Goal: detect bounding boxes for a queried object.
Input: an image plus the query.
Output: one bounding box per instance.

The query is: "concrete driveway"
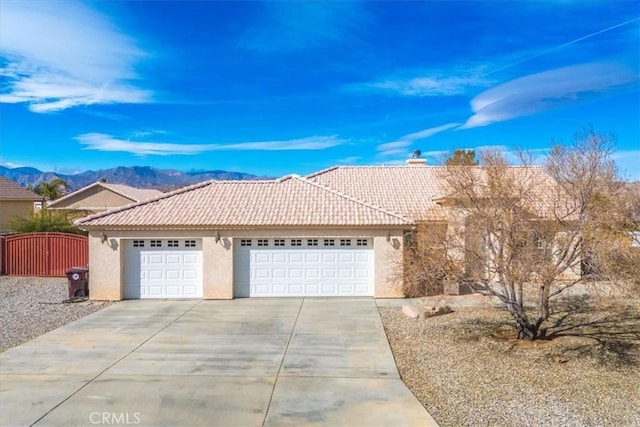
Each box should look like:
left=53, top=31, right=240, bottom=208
left=1, top=298, right=437, bottom=426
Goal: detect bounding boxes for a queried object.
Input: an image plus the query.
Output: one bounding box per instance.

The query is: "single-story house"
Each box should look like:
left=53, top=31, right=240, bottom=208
left=48, top=181, right=164, bottom=214
left=0, top=176, right=42, bottom=233
left=76, top=159, right=558, bottom=300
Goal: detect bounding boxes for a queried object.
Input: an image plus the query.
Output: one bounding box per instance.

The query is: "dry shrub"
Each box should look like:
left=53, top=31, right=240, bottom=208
left=402, top=223, right=461, bottom=297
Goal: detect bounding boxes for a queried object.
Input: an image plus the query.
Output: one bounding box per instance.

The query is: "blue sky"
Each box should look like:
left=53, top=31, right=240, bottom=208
left=1, top=0, right=639, bottom=179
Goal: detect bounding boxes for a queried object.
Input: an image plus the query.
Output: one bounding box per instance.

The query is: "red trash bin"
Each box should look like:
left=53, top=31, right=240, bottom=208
left=66, top=267, right=89, bottom=298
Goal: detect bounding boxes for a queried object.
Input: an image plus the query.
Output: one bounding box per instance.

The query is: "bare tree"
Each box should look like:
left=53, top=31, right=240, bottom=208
left=420, top=128, right=639, bottom=340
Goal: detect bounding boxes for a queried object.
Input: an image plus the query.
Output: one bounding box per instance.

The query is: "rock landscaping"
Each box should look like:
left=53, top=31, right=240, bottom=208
left=380, top=295, right=640, bottom=427
left=0, top=276, right=114, bottom=352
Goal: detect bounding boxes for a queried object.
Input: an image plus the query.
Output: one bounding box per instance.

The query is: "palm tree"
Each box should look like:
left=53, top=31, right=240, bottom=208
left=28, top=178, right=69, bottom=201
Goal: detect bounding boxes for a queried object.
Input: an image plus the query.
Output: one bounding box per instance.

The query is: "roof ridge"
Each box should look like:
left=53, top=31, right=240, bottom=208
left=48, top=182, right=104, bottom=207
left=304, top=166, right=340, bottom=179
left=100, top=182, right=145, bottom=202
left=75, top=180, right=214, bottom=225
left=291, top=175, right=414, bottom=224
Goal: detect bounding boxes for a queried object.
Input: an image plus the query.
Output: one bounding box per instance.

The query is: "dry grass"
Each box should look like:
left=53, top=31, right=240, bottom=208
left=380, top=295, right=640, bottom=427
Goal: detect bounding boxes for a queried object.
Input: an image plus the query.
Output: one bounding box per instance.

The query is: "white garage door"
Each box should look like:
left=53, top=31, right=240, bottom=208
left=124, top=239, right=203, bottom=299
left=234, top=238, right=373, bottom=297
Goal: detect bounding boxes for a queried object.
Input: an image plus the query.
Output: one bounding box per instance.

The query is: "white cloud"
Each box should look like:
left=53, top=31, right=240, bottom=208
left=0, top=1, right=151, bottom=112
left=351, top=67, right=492, bottom=97
left=361, top=75, right=490, bottom=97
left=76, top=133, right=345, bottom=156
left=0, top=160, right=24, bottom=169
left=461, top=62, right=638, bottom=129
left=377, top=123, right=461, bottom=156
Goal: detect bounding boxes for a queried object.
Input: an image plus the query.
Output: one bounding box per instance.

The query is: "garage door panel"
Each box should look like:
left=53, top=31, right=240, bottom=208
left=305, top=253, right=321, bottom=263
left=338, top=253, right=354, bottom=263
left=355, top=284, right=370, bottom=293
left=290, top=253, right=304, bottom=263
left=148, top=270, right=164, bottom=280
left=289, top=268, right=303, bottom=278
left=355, top=253, right=369, bottom=262
left=166, top=254, right=181, bottom=264
left=322, top=253, right=337, bottom=263
left=322, top=268, right=336, bottom=278
left=305, top=269, right=320, bottom=279
left=255, top=268, right=270, bottom=279
left=166, top=270, right=180, bottom=280
left=149, top=254, right=164, bottom=264
left=339, top=269, right=353, bottom=278
left=272, top=268, right=287, bottom=279
left=183, top=254, right=199, bottom=264
left=289, top=284, right=304, bottom=294
left=273, top=253, right=287, bottom=263
left=321, top=284, right=337, bottom=294
left=183, top=270, right=198, bottom=280
left=255, top=253, right=270, bottom=263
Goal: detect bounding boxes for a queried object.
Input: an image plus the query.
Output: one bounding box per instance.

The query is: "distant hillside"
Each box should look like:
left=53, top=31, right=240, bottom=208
left=0, top=165, right=269, bottom=191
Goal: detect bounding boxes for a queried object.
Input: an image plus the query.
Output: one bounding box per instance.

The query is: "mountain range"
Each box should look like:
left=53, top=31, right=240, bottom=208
left=0, top=165, right=268, bottom=191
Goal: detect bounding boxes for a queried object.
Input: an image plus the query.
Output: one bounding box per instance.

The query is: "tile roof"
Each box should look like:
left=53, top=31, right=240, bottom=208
left=76, top=175, right=413, bottom=229
left=48, top=182, right=164, bottom=208
left=0, top=176, right=41, bottom=200
left=306, top=166, right=449, bottom=221
left=307, top=165, right=561, bottom=221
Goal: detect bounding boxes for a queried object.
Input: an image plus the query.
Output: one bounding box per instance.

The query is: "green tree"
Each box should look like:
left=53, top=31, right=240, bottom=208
left=28, top=178, right=69, bottom=201
left=9, top=209, right=83, bottom=234
left=445, top=149, right=478, bottom=166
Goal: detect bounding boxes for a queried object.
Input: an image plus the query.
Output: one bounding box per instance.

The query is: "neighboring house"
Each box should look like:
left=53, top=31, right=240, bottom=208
left=75, top=159, right=558, bottom=301
left=47, top=182, right=164, bottom=214
left=0, top=176, right=42, bottom=233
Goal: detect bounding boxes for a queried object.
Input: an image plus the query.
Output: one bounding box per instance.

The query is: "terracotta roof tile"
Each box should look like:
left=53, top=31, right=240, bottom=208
left=307, top=166, right=449, bottom=221
left=76, top=176, right=413, bottom=228
left=307, top=165, right=560, bottom=221
left=0, top=176, right=41, bottom=200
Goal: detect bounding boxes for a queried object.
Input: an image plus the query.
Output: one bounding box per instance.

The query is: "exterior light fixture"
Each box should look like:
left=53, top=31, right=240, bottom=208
left=100, top=232, right=108, bottom=244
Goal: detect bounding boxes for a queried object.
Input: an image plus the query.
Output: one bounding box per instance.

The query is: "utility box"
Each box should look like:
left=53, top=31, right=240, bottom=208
left=66, top=266, right=89, bottom=298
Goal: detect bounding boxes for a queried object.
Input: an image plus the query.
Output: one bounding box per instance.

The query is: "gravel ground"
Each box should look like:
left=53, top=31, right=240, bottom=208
left=380, top=296, right=640, bottom=427
left=0, top=276, right=114, bottom=352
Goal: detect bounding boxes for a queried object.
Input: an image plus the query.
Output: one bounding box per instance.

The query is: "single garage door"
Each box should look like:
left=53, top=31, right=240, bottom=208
left=234, top=238, right=373, bottom=297
left=124, top=239, right=203, bottom=299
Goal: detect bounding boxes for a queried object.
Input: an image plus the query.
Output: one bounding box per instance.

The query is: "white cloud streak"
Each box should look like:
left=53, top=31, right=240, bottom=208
left=377, top=123, right=461, bottom=156
left=76, top=133, right=345, bottom=156
left=357, top=73, right=490, bottom=97
left=0, top=1, right=151, bottom=113
left=461, top=62, right=638, bottom=129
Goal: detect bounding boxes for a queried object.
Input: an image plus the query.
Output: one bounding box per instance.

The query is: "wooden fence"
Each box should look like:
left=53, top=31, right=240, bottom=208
left=1, top=232, right=88, bottom=277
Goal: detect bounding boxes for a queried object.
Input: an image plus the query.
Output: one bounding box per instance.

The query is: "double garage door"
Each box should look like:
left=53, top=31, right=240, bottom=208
left=124, top=237, right=374, bottom=299
left=234, top=238, right=374, bottom=297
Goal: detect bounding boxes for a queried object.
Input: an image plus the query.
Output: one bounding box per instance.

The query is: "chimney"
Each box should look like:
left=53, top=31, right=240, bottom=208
left=406, top=158, right=427, bottom=167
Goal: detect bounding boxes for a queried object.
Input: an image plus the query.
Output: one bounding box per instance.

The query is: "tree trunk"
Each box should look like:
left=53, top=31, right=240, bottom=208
left=506, top=302, right=542, bottom=340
